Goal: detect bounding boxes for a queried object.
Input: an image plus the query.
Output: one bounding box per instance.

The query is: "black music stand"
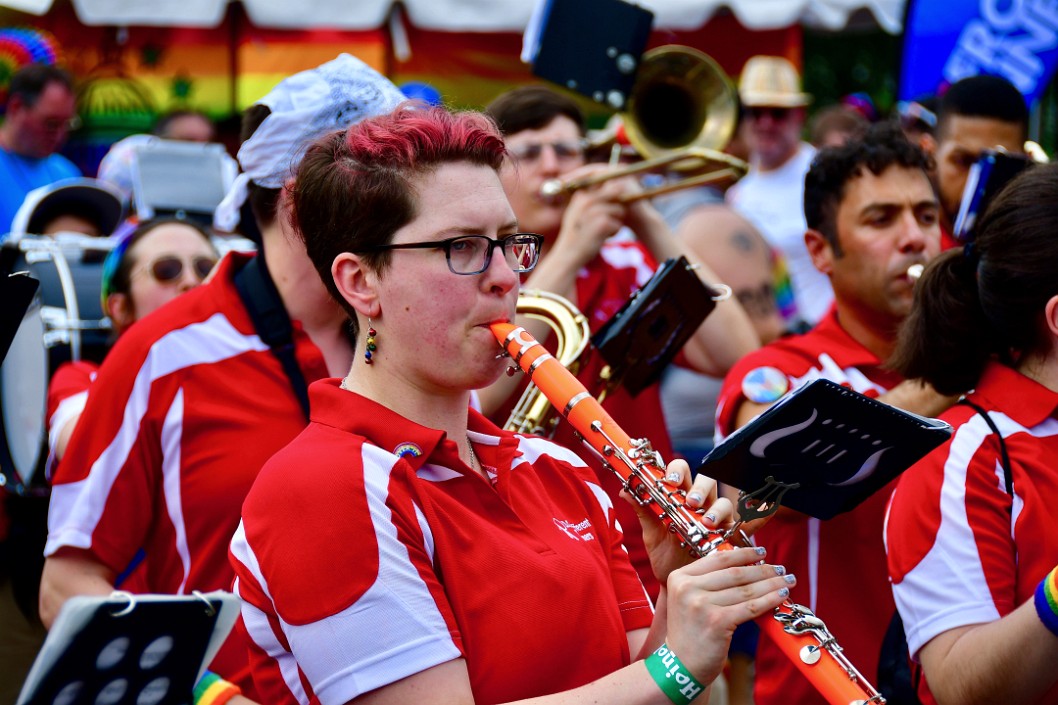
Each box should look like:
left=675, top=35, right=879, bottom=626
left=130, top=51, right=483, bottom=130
left=130, top=139, right=237, bottom=227
left=525, top=0, right=653, bottom=110
left=698, top=379, right=953, bottom=520
left=591, top=256, right=720, bottom=397
left=17, top=591, right=240, bottom=705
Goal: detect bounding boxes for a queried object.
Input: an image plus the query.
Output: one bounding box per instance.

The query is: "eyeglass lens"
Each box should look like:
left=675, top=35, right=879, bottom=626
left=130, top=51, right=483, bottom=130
left=510, top=142, right=584, bottom=162
left=150, top=256, right=217, bottom=283
left=447, top=235, right=540, bottom=274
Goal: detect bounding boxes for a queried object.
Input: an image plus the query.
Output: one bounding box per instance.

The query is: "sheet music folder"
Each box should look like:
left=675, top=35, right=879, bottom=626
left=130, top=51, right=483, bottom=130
left=698, top=379, right=953, bottom=520
left=18, top=591, right=240, bottom=705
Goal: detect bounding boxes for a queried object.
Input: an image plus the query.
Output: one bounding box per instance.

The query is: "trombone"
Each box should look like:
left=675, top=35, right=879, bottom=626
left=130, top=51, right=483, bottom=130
left=539, top=46, right=748, bottom=203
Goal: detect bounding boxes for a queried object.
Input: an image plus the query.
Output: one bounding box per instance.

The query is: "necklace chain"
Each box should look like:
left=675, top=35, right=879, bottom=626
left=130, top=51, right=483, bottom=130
left=466, top=438, right=480, bottom=475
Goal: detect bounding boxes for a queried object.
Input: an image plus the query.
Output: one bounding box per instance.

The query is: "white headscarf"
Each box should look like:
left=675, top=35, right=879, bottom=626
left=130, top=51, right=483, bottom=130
left=214, top=53, right=404, bottom=232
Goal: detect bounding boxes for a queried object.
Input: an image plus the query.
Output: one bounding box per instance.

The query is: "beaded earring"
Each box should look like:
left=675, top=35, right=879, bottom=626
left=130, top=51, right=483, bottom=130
left=364, top=320, right=377, bottom=365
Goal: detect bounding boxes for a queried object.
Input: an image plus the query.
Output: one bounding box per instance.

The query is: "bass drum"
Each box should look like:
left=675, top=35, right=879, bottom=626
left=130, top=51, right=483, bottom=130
left=0, top=234, right=113, bottom=495
left=0, top=234, right=113, bottom=621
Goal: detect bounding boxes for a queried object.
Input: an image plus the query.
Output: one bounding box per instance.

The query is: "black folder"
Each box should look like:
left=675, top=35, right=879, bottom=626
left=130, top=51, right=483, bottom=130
left=698, top=379, right=953, bottom=520
left=18, top=591, right=239, bottom=705
left=591, top=255, right=720, bottom=397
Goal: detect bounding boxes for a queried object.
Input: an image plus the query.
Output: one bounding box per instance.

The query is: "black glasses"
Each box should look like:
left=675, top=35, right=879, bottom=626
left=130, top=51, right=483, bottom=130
left=747, top=107, right=793, bottom=122
left=362, top=233, right=543, bottom=275
left=508, top=141, right=585, bottom=163
left=138, top=255, right=218, bottom=284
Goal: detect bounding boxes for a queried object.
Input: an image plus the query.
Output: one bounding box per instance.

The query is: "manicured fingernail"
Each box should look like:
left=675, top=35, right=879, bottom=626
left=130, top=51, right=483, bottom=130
left=774, top=565, right=785, bottom=576
left=778, top=587, right=790, bottom=598
left=784, top=574, right=796, bottom=585
left=666, top=472, right=681, bottom=483
left=755, top=546, right=767, bottom=556
left=702, top=511, right=716, bottom=523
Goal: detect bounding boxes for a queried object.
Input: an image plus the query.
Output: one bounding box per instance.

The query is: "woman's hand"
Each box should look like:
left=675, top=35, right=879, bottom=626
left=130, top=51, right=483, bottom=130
left=626, top=459, right=734, bottom=584
left=663, top=546, right=793, bottom=685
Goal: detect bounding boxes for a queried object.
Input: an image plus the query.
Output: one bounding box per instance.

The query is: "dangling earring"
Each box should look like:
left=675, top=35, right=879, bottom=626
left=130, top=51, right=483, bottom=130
left=364, top=319, right=377, bottom=365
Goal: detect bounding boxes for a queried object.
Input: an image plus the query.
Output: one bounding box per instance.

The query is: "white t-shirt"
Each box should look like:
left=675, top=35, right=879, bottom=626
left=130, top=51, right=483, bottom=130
left=727, top=142, right=833, bottom=324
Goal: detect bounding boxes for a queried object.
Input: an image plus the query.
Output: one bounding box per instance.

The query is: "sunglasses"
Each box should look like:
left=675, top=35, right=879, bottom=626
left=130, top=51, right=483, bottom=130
left=747, top=107, right=793, bottom=122
left=137, top=255, right=218, bottom=284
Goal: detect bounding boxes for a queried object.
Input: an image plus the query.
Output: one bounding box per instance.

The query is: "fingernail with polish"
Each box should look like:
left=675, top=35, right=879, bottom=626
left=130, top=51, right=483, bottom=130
left=702, top=511, right=716, bottom=523
left=774, top=565, right=785, bottom=576
left=666, top=472, right=681, bottom=483
left=778, top=587, right=790, bottom=598
left=755, top=546, right=767, bottom=556
left=784, top=574, right=796, bottom=585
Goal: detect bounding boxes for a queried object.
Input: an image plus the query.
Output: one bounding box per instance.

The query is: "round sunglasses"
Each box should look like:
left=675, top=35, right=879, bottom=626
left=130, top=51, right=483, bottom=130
left=136, top=254, right=218, bottom=284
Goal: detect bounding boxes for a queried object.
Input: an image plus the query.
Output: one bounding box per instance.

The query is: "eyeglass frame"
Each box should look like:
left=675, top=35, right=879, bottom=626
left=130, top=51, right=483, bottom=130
left=507, top=140, right=587, bottom=163
left=357, top=232, right=544, bottom=276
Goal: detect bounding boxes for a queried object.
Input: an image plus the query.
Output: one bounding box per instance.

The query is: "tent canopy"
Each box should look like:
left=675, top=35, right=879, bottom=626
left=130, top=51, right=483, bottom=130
left=2, top=0, right=906, bottom=33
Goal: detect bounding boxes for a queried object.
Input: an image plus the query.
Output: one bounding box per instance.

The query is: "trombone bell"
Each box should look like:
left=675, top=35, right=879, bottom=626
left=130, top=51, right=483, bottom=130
left=538, top=45, right=745, bottom=203
left=624, top=46, right=738, bottom=159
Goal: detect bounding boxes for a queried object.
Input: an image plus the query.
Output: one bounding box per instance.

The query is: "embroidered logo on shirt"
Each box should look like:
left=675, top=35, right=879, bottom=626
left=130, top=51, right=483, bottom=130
left=393, top=442, right=422, bottom=458
left=553, top=517, right=595, bottom=542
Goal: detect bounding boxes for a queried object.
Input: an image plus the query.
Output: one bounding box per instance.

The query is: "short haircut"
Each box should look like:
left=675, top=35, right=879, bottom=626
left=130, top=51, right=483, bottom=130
left=804, top=121, right=934, bottom=254
left=7, top=63, right=74, bottom=108
left=290, top=106, right=507, bottom=321
left=936, top=75, right=1029, bottom=142
left=485, top=85, right=585, bottom=137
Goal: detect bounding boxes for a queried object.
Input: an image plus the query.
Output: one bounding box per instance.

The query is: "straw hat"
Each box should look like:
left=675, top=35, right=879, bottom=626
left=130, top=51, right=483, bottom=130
left=739, top=56, right=812, bottom=108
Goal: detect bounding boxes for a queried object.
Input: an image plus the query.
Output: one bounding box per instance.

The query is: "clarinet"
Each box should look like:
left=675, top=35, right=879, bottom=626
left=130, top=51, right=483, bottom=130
left=492, top=323, right=885, bottom=705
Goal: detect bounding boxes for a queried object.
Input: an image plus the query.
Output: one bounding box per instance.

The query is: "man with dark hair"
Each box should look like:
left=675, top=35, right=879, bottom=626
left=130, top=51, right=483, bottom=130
left=714, top=122, right=955, bottom=705
left=0, top=63, right=80, bottom=235
left=483, top=84, right=759, bottom=599
left=929, top=74, right=1028, bottom=244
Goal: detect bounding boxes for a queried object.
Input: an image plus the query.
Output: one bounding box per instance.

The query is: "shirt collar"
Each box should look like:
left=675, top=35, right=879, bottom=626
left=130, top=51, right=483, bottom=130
left=972, top=361, right=1058, bottom=428
left=812, top=307, right=887, bottom=369
left=308, top=379, right=519, bottom=474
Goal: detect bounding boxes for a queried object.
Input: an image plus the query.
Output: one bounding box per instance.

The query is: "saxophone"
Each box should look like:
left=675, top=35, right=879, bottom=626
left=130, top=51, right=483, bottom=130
left=492, top=321, right=886, bottom=705
left=503, top=289, right=591, bottom=436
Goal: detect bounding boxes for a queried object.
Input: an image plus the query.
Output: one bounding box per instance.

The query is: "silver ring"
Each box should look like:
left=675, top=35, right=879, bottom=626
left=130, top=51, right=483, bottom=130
left=192, top=590, right=217, bottom=617
left=110, top=591, right=137, bottom=617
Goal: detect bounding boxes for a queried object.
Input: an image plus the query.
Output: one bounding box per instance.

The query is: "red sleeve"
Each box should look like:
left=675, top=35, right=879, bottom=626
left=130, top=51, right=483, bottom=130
left=46, top=324, right=167, bottom=574
left=46, top=361, right=99, bottom=423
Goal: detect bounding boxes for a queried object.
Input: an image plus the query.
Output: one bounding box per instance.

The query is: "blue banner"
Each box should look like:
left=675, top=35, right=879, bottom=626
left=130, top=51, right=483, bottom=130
left=900, top=0, right=1058, bottom=106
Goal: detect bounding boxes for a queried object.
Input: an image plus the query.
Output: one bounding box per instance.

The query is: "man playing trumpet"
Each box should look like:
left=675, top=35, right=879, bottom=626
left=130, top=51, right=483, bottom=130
left=714, top=122, right=956, bottom=705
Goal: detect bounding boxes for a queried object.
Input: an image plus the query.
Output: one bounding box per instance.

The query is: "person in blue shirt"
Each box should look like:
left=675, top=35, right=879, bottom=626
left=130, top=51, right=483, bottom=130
left=0, top=63, right=80, bottom=237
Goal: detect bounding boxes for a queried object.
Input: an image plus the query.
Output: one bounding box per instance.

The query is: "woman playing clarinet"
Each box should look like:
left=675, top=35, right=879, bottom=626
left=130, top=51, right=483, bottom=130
left=228, top=104, right=794, bottom=705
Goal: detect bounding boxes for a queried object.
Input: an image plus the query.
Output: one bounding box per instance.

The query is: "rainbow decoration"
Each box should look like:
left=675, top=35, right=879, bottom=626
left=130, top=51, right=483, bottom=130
left=0, top=27, right=63, bottom=107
